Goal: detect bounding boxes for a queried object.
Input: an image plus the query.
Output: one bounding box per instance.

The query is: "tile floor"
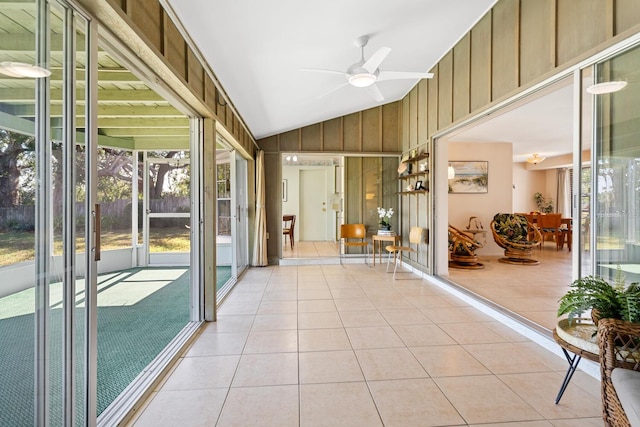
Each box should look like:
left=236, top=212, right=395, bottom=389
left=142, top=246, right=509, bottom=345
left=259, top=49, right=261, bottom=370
left=283, top=241, right=339, bottom=258
left=127, top=264, right=602, bottom=427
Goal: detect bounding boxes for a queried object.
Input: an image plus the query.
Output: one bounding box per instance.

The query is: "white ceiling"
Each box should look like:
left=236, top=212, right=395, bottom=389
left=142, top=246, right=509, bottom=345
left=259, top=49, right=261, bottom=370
left=165, top=0, right=498, bottom=140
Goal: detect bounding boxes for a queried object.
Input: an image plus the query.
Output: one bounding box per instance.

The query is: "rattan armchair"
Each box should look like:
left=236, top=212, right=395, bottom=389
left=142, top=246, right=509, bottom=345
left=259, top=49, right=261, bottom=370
left=490, top=213, right=542, bottom=265
left=448, top=224, right=484, bottom=269
left=598, top=318, right=640, bottom=427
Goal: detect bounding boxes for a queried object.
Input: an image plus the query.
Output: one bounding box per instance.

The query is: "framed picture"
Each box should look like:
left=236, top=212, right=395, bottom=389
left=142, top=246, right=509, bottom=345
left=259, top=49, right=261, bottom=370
left=415, top=180, right=423, bottom=190
left=282, top=179, right=288, bottom=202
left=449, top=161, right=488, bottom=194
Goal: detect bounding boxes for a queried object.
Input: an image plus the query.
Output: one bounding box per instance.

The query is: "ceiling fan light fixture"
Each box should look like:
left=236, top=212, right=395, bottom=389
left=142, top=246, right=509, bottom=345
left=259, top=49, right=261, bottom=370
left=348, top=73, right=376, bottom=88
left=527, top=154, right=546, bottom=165
left=586, top=80, right=627, bottom=95
left=0, top=61, right=51, bottom=78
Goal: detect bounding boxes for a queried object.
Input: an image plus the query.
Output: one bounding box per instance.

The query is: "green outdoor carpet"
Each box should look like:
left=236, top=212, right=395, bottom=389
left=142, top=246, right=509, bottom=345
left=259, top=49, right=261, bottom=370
left=0, top=265, right=234, bottom=425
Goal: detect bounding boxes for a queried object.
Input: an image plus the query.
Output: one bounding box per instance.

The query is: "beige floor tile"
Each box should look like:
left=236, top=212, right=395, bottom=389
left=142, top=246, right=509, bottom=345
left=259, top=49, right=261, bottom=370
left=547, top=418, right=603, bottom=426
left=300, top=382, right=383, bottom=427
left=217, top=385, right=299, bottom=427
left=498, top=372, right=602, bottom=420
left=410, top=345, right=491, bottom=377
left=410, top=295, right=454, bottom=309
left=470, top=422, right=552, bottom=427
left=298, top=299, right=337, bottom=313
left=435, top=375, right=543, bottom=424
left=368, top=296, right=414, bottom=310
left=378, top=308, right=432, bottom=325
left=338, top=310, right=388, bottom=327
left=355, top=347, right=428, bottom=380
left=217, top=300, right=260, bottom=315
left=243, top=330, right=298, bottom=354
left=251, top=313, right=298, bottom=331
left=438, top=322, right=509, bottom=344
left=262, top=290, right=297, bottom=301
left=334, top=298, right=376, bottom=311
left=132, top=388, right=227, bottom=427
left=368, top=378, right=466, bottom=427
left=392, top=324, right=457, bottom=347
left=231, top=353, right=298, bottom=387
left=298, top=311, right=343, bottom=329
left=299, top=350, right=364, bottom=383
left=257, top=300, right=298, bottom=314
left=463, top=342, right=557, bottom=374
left=345, top=326, right=405, bottom=349
left=184, top=332, right=248, bottom=357
left=201, top=315, right=254, bottom=333
left=223, top=291, right=264, bottom=303
left=420, top=306, right=489, bottom=323
left=298, top=288, right=333, bottom=300
left=299, top=328, right=351, bottom=352
left=161, top=355, right=240, bottom=390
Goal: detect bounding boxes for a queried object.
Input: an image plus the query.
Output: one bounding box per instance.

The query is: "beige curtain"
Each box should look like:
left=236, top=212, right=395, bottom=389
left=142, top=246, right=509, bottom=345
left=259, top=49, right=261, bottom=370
left=252, top=150, right=268, bottom=266
left=557, top=168, right=571, bottom=218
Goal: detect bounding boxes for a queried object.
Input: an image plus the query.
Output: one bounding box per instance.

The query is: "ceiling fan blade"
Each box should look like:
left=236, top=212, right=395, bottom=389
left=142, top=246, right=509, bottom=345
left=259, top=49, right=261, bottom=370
left=300, top=67, right=346, bottom=77
left=317, top=81, right=349, bottom=99
left=377, top=71, right=434, bottom=81
left=362, top=47, right=391, bottom=74
left=366, top=84, right=385, bottom=102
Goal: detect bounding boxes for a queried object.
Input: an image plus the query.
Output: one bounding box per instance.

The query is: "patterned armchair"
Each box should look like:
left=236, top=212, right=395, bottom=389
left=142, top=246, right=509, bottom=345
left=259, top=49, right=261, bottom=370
left=490, top=213, right=542, bottom=265
left=448, top=224, right=484, bottom=269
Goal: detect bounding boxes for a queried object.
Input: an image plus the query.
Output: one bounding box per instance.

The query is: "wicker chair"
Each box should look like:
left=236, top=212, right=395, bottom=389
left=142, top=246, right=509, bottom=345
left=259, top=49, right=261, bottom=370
left=490, top=213, right=542, bottom=265
left=598, top=318, right=640, bottom=427
left=448, top=224, right=484, bottom=269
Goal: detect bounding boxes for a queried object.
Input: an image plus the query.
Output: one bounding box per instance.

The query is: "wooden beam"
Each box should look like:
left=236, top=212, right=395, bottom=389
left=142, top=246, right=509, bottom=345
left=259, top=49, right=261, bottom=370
left=0, top=88, right=165, bottom=103
left=3, top=103, right=183, bottom=118
left=62, top=117, right=189, bottom=128
left=102, top=127, right=189, bottom=137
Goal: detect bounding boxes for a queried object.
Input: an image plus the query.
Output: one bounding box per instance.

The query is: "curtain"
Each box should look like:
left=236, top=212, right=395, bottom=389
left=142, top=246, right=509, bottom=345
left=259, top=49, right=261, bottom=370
left=557, top=168, right=571, bottom=218
left=252, top=150, right=268, bottom=266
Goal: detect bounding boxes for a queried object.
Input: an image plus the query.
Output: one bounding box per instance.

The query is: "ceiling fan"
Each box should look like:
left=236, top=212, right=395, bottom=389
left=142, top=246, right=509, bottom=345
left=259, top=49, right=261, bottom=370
left=302, top=35, right=434, bottom=102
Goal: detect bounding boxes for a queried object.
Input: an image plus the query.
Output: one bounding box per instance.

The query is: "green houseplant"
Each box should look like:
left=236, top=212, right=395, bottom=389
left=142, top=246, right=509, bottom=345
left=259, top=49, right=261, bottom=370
left=557, top=270, right=640, bottom=324
left=534, top=192, right=554, bottom=213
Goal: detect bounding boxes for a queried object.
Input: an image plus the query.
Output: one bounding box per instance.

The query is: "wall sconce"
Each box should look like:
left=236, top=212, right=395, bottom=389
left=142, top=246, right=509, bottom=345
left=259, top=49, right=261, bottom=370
left=447, top=164, right=455, bottom=179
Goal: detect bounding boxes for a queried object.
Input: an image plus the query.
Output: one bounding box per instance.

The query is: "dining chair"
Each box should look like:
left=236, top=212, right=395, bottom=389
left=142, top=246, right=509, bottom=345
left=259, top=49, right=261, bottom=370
left=385, top=226, right=423, bottom=279
left=340, top=224, right=370, bottom=266
left=282, top=214, right=296, bottom=249
left=537, top=213, right=563, bottom=250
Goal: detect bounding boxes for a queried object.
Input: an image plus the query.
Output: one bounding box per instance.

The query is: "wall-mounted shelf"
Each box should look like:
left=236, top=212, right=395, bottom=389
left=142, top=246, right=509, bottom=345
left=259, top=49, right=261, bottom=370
left=398, top=172, right=429, bottom=180
left=398, top=190, right=428, bottom=195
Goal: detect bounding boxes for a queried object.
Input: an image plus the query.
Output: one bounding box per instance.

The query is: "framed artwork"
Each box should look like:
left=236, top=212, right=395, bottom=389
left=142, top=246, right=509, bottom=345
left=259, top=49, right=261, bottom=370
left=282, top=179, right=288, bottom=202
left=449, top=161, right=488, bottom=194
left=414, top=180, right=423, bottom=190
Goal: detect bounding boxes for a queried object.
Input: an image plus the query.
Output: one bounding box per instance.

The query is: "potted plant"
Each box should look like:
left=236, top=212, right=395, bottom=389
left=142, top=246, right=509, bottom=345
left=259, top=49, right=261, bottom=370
left=376, top=207, right=394, bottom=231
left=534, top=192, right=554, bottom=213
left=557, top=269, right=640, bottom=325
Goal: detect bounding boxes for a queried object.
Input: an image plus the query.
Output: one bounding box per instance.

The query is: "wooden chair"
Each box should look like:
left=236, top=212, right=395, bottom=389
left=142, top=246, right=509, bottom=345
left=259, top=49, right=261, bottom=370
left=598, top=318, right=640, bottom=427
left=282, top=214, right=295, bottom=249
left=340, top=224, right=369, bottom=265
left=385, top=226, right=423, bottom=279
left=448, top=224, right=484, bottom=269
left=490, top=213, right=542, bottom=265
left=537, top=213, right=563, bottom=250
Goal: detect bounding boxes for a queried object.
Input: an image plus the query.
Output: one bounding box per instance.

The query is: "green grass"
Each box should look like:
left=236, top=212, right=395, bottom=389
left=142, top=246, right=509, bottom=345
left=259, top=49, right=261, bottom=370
left=0, top=228, right=191, bottom=267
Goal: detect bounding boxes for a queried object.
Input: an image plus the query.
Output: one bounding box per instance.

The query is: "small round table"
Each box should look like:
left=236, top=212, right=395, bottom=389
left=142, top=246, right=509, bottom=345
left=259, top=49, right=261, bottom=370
left=553, top=318, right=599, bottom=404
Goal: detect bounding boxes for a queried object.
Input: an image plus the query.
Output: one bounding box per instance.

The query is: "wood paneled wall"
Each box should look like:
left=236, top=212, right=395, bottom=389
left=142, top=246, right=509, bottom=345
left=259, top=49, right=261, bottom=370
left=257, top=103, right=401, bottom=154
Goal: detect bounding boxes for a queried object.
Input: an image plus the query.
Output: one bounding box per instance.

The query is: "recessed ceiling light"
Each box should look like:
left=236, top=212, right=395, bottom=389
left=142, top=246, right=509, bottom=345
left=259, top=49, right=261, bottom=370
left=0, top=62, right=51, bottom=78
left=586, top=81, right=627, bottom=95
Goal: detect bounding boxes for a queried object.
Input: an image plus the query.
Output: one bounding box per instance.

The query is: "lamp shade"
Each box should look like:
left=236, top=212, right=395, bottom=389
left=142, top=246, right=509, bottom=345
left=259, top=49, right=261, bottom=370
left=586, top=81, right=627, bottom=95
left=0, top=62, right=51, bottom=78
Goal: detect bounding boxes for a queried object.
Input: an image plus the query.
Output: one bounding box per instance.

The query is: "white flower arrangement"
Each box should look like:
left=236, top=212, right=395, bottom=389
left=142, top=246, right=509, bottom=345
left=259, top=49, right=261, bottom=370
left=376, top=207, right=394, bottom=227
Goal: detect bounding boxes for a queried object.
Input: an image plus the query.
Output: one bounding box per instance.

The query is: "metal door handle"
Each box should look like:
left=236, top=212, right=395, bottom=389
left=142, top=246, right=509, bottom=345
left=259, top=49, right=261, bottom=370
left=94, top=204, right=101, bottom=261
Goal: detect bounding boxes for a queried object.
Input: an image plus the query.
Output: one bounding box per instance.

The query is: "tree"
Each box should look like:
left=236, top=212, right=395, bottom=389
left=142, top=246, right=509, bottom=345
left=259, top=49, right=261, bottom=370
left=0, top=129, right=35, bottom=207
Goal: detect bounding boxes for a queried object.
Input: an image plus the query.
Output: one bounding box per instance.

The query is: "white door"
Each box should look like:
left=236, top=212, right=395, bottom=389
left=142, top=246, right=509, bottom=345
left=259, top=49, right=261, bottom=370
left=300, top=169, right=327, bottom=240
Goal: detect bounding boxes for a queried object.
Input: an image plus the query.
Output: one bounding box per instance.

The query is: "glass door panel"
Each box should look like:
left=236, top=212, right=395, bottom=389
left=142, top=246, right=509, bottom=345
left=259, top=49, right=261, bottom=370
left=232, top=152, right=248, bottom=277
left=593, top=44, right=640, bottom=282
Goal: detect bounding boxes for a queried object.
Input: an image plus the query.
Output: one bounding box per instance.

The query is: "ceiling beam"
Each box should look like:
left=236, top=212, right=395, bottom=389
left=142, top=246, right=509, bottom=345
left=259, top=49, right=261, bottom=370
left=50, top=117, right=189, bottom=128
left=2, top=104, right=183, bottom=118
left=102, top=128, right=190, bottom=137
left=0, top=88, right=165, bottom=103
